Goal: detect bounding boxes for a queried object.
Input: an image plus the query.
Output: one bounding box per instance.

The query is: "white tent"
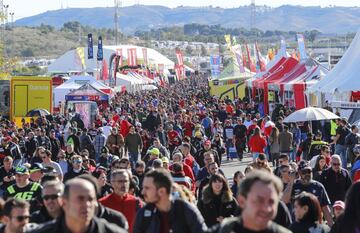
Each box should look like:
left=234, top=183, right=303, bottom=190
left=308, top=30, right=360, bottom=95
left=53, top=75, right=112, bottom=105
left=48, top=45, right=175, bottom=74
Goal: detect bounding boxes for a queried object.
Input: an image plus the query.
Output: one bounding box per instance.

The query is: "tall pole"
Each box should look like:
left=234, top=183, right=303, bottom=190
left=250, top=0, right=256, bottom=30
left=114, top=0, right=121, bottom=45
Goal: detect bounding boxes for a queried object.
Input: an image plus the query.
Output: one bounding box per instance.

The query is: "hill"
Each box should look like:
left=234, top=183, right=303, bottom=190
left=15, top=5, right=360, bottom=34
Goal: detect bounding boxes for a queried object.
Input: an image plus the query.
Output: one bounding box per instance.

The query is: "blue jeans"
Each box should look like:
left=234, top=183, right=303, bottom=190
left=252, top=153, right=260, bottom=162
left=128, top=152, right=139, bottom=168
left=335, top=144, right=347, bottom=169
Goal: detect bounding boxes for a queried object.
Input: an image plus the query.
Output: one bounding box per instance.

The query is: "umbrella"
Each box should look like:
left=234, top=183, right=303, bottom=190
left=26, top=109, right=51, bottom=117
left=284, top=107, right=339, bottom=123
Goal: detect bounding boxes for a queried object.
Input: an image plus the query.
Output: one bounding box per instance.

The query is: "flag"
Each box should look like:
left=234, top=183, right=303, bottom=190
left=255, top=42, right=266, bottom=72
left=233, top=45, right=245, bottom=73
left=224, top=35, right=232, bottom=48
left=210, top=55, right=221, bottom=78
left=75, top=47, right=86, bottom=70
left=268, top=48, right=275, bottom=61
left=97, top=36, right=103, bottom=61
left=279, top=37, right=287, bottom=58
left=232, top=36, right=237, bottom=46
left=102, top=59, right=108, bottom=80
left=116, top=48, right=123, bottom=67
left=245, top=44, right=256, bottom=72
left=297, top=34, right=308, bottom=60
left=175, top=65, right=185, bottom=80
left=127, top=48, right=137, bottom=66
left=158, top=64, right=164, bottom=74
left=175, top=50, right=184, bottom=66
left=142, top=48, right=148, bottom=66
left=87, top=34, right=93, bottom=59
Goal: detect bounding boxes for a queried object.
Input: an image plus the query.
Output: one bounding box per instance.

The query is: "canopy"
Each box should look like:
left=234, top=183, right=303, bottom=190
left=308, top=29, right=360, bottom=94
left=65, top=83, right=109, bottom=101
left=48, top=45, right=175, bottom=74
left=54, top=75, right=112, bottom=104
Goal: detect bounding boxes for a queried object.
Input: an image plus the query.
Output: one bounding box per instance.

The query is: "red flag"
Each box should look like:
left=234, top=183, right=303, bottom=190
left=116, top=48, right=123, bottom=67
left=142, top=48, right=148, bottom=66
left=121, top=85, right=126, bottom=93
left=255, top=43, right=266, bottom=72
left=245, top=44, right=256, bottom=72
left=158, top=64, right=164, bottom=74
left=127, top=48, right=137, bottom=66
left=176, top=50, right=184, bottom=66
left=102, top=59, right=108, bottom=80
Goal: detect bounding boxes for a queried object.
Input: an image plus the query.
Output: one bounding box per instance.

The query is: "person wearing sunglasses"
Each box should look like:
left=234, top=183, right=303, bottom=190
left=63, top=155, right=89, bottom=182
left=1, top=198, right=33, bottom=233
left=30, top=181, right=63, bottom=224
left=319, top=154, right=352, bottom=205
left=41, top=149, right=63, bottom=181
left=282, top=160, right=334, bottom=227
left=31, top=178, right=126, bottom=233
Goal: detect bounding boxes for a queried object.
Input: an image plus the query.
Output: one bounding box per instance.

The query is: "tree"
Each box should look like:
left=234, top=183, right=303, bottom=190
left=200, top=45, right=208, bottom=56
left=62, top=21, right=81, bottom=33
left=185, top=45, right=193, bottom=56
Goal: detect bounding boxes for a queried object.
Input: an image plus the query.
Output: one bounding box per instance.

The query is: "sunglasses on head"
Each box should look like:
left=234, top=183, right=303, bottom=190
left=332, top=162, right=341, bottom=166
left=12, top=215, right=30, bottom=222
left=42, top=193, right=61, bottom=201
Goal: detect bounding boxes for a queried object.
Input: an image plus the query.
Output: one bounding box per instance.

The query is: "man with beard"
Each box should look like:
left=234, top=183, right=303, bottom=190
left=99, top=169, right=143, bottom=233
left=282, top=160, right=333, bottom=226
left=216, top=170, right=290, bottom=233
left=133, top=169, right=207, bottom=233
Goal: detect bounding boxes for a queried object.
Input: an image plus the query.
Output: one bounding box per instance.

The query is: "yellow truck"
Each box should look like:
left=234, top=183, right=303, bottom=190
left=10, top=76, right=52, bottom=122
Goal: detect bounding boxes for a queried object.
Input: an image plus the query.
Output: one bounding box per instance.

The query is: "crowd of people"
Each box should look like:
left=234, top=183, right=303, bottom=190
left=0, top=75, right=359, bottom=233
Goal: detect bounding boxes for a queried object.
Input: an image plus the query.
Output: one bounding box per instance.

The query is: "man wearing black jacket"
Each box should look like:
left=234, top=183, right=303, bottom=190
left=31, top=181, right=63, bottom=224
left=29, top=178, right=126, bottom=233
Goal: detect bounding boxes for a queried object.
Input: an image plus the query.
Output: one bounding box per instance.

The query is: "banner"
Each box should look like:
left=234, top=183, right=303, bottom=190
left=158, top=64, right=164, bottom=74
left=127, top=48, right=138, bottom=66
left=175, top=65, right=185, bottom=80
left=297, top=34, right=308, bottom=60
left=175, top=50, right=184, bottom=66
left=245, top=44, right=256, bottom=72
left=75, top=47, right=86, bottom=70
left=224, top=35, right=232, bottom=48
left=142, top=48, right=148, bottom=66
left=102, top=59, right=109, bottom=81
left=87, top=34, right=93, bottom=59
left=97, top=36, right=103, bottom=61
left=234, top=45, right=245, bottom=73
left=279, top=36, right=287, bottom=58
left=255, top=43, right=266, bottom=72
left=210, top=55, right=221, bottom=78
left=116, top=48, right=123, bottom=67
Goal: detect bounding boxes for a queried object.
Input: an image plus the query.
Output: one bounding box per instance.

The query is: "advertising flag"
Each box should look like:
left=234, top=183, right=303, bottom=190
left=116, top=48, right=123, bottom=67
left=297, top=34, right=308, bottom=60
left=210, top=55, right=221, bottom=78
left=224, top=35, right=232, bottom=48
left=87, top=33, right=93, bottom=59
left=175, top=50, right=184, bottom=66
left=97, top=36, right=103, bottom=61
left=158, top=64, right=164, bottom=74
left=255, top=42, right=266, bottom=72
left=75, top=47, right=86, bottom=70
left=279, top=36, right=287, bottom=58
left=245, top=44, right=256, bottom=72
left=142, top=48, right=148, bottom=66
left=102, top=59, right=109, bottom=81
left=233, top=45, right=245, bottom=73
left=127, top=48, right=138, bottom=66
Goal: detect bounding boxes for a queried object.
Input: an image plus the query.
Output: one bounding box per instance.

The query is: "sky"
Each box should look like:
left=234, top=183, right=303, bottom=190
left=4, top=0, right=360, bottom=20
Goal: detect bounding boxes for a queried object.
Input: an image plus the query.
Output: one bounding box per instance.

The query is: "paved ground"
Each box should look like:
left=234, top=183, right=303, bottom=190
left=220, top=153, right=254, bottom=184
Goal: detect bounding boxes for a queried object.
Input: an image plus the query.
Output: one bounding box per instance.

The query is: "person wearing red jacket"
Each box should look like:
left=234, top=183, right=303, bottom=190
left=99, top=169, right=143, bottom=233
left=248, top=127, right=267, bottom=162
